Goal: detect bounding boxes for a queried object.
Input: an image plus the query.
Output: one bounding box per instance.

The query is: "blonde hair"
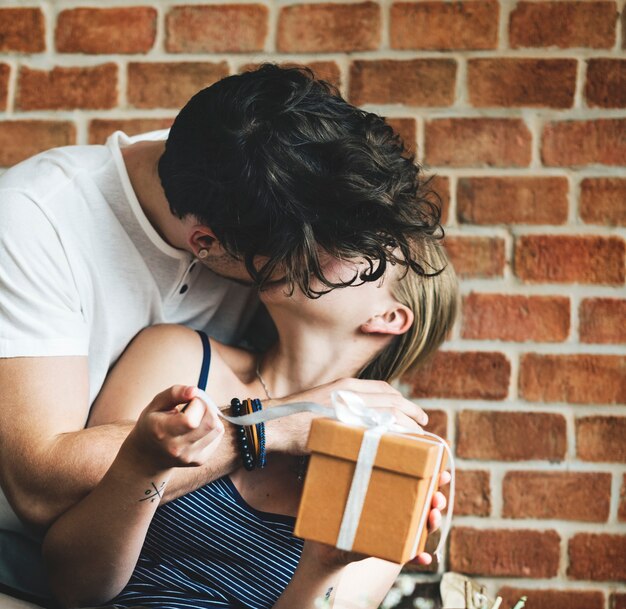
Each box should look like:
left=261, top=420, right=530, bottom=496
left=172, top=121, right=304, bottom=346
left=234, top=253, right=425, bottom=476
left=359, top=238, right=459, bottom=382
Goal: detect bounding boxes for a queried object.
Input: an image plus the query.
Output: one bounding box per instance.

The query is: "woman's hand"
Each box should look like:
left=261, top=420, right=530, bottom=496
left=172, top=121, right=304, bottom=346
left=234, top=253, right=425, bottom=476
left=267, top=378, right=430, bottom=455
left=414, top=470, right=451, bottom=565
left=126, top=385, right=225, bottom=471
left=304, top=469, right=451, bottom=569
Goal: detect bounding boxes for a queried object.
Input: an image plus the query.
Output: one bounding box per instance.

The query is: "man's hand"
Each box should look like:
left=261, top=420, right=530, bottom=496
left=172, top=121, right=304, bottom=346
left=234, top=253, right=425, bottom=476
left=126, top=385, right=224, bottom=471
left=266, top=378, right=429, bottom=455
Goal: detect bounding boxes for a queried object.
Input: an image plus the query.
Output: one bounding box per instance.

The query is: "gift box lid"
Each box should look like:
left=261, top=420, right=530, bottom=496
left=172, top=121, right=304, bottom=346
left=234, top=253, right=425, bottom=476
left=307, top=418, right=447, bottom=479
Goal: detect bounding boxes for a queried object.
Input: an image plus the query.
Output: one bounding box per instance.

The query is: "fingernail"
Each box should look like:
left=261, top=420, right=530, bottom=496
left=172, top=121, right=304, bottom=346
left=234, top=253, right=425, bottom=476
left=421, top=415, right=429, bottom=426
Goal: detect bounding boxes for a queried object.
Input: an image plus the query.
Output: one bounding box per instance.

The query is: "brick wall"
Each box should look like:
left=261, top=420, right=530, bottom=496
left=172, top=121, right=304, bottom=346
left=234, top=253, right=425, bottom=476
left=0, top=1, right=624, bottom=607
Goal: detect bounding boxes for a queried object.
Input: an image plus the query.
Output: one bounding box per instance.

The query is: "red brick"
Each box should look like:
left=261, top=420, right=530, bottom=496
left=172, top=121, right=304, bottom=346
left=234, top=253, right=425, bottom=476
left=454, top=470, right=490, bottom=517
left=580, top=178, right=626, bottom=226
left=450, top=527, right=560, bottom=577
left=568, top=534, right=626, bottom=580
left=0, top=64, right=9, bottom=111
left=469, top=58, right=577, bottom=108
left=425, top=119, right=531, bottom=167
left=390, top=1, right=498, bottom=50
left=278, top=2, right=380, bottom=53
left=349, top=59, right=456, bottom=107
left=580, top=298, right=626, bottom=344
left=406, top=351, right=510, bottom=400
left=520, top=354, right=626, bottom=405
left=457, top=410, right=566, bottom=461
left=16, top=64, right=117, bottom=111
left=128, top=62, right=229, bottom=109
left=585, top=59, right=626, bottom=108
left=0, top=8, right=45, bottom=52
left=611, top=594, right=626, bottom=609
left=0, top=121, right=76, bottom=167
left=458, top=176, right=568, bottom=225
left=509, top=1, right=618, bottom=49
left=619, top=475, right=626, bottom=522
left=423, top=409, right=447, bottom=441
left=499, top=587, right=605, bottom=609
left=462, top=294, right=569, bottom=342
left=56, top=7, right=156, bottom=54
left=88, top=118, right=174, bottom=145
left=542, top=119, right=626, bottom=167
left=386, top=118, right=417, bottom=157
left=444, top=236, right=505, bottom=278
left=166, top=5, right=268, bottom=53
left=503, top=471, right=611, bottom=522
left=576, top=416, right=626, bottom=462
left=240, top=61, right=341, bottom=91
left=515, top=235, right=625, bottom=285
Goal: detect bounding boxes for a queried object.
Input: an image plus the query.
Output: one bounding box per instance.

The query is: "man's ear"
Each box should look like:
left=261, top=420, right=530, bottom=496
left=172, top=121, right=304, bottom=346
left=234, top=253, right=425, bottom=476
left=360, top=304, right=414, bottom=336
left=188, top=226, right=217, bottom=258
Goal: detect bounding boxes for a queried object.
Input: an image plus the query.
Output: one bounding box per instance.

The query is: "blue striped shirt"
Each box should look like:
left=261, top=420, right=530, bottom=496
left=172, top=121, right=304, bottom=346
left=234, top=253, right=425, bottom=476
left=109, top=332, right=304, bottom=608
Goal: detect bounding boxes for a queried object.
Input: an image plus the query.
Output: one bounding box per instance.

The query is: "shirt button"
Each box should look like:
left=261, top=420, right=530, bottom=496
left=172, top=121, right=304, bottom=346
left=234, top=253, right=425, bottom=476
left=179, top=285, right=189, bottom=294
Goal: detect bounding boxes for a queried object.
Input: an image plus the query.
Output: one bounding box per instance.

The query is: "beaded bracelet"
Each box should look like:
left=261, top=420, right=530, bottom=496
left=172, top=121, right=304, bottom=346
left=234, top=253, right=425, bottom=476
left=252, top=398, right=266, bottom=468
left=243, top=399, right=259, bottom=462
left=231, top=398, right=255, bottom=471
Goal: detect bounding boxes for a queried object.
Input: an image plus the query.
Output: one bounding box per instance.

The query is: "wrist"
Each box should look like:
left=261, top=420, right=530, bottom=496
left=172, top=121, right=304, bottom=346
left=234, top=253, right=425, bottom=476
left=119, top=430, right=174, bottom=478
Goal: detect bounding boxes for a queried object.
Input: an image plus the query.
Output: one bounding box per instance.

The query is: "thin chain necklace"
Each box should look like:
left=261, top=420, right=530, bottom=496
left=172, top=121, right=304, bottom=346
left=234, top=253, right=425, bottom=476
left=255, top=355, right=308, bottom=482
left=255, top=358, right=273, bottom=400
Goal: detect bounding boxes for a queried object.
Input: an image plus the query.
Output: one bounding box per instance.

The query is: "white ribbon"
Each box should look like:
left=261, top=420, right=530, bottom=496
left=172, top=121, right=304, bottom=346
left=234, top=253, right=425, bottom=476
left=195, top=388, right=454, bottom=563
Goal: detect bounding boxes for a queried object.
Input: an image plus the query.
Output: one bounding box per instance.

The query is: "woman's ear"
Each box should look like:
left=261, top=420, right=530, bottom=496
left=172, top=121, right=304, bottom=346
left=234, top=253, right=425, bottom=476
left=360, top=304, right=414, bottom=337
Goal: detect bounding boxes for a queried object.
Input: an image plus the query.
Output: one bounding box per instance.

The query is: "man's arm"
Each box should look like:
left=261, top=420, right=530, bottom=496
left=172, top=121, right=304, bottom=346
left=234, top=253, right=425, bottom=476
left=0, top=356, right=239, bottom=530
left=0, top=334, right=433, bottom=531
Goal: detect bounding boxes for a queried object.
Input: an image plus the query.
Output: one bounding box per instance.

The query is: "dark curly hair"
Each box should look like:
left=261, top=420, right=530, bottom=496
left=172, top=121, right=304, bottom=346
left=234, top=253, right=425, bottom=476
left=158, top=63, right=443, bottom=297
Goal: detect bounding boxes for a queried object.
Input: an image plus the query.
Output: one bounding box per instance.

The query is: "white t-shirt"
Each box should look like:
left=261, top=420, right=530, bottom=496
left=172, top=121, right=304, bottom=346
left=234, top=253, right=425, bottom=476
left=0, top=130, right=258, bottom=597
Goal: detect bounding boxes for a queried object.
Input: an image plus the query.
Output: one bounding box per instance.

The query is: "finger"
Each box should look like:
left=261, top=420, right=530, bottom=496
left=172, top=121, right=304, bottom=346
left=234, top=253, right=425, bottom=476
left=179, top=397, right=206, bottom=430
left=177, top=403, right=225, bottom=446
left=414, top=552, right=433, bottom=566
left=355, top=394, right=428, bottom=426
left=432, top=491, right=446, bottom=511
left=428, top=508, right=442, bottom=533
left=149, top=385, right=197, bottom=413
left=439, top=471, right=451, bottom=486
left=336, top=378, right=402, bottom=396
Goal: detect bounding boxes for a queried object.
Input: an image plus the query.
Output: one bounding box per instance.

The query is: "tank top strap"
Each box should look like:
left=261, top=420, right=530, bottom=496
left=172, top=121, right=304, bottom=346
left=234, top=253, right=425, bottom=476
left=195, top=330, right=211, bottom=391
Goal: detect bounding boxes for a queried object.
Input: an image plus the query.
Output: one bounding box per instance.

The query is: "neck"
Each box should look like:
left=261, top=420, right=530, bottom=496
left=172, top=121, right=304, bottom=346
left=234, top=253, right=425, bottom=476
left=257, top=319, right=387, bottom=399
left=122, top=140, right=190, bottom=251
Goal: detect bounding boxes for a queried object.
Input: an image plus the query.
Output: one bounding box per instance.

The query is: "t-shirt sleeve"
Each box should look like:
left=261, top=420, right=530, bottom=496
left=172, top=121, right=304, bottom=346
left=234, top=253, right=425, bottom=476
left=0, top=191, right=89, bottom=357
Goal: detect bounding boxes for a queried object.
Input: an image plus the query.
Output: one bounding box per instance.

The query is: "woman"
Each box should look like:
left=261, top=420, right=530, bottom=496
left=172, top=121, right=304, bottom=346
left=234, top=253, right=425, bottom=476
left=42, top=238, right=458, bottom=609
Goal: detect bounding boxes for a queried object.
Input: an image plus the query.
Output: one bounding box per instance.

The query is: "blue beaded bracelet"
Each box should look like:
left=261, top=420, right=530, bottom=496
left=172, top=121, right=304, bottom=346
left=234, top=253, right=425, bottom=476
left=231, top=398, right=255, bottom=471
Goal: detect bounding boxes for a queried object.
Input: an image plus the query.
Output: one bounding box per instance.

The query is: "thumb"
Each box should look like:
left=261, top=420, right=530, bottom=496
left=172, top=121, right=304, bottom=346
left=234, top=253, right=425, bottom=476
left=148, top=385, right=197, bottom=413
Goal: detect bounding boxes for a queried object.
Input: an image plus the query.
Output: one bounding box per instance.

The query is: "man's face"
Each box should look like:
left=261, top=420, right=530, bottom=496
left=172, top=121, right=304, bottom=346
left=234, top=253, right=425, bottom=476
left=197, top=240, right=289, bottom=288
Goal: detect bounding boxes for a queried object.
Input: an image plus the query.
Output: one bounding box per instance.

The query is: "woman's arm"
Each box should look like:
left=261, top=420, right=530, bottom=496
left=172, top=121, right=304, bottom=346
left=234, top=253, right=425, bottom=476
left=273, top=542, right=400, bottom=609
left=274, top=487, right=448, bottom=609
left=43, top=385, right=224, bottom=608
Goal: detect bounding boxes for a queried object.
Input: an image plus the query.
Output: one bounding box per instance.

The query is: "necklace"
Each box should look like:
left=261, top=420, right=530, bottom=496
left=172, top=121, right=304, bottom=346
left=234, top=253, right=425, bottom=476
left=255, top=355, right=308, bottom=482
left=255, top=358, right=273, bottom=400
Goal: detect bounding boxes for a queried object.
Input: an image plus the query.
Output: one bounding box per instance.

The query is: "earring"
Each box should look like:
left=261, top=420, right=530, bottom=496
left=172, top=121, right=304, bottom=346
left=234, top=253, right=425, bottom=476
left=198, top=249, right=209, bottom=260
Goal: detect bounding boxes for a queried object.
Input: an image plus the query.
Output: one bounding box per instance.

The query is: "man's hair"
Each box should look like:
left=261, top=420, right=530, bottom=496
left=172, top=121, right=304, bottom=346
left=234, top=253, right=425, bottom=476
left=159, top=63, right=443, bottom=297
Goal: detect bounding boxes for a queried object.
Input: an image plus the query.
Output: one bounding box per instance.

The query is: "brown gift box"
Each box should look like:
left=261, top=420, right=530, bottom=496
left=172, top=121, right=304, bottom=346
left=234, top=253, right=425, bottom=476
left=294, top=418, right=448, bottom=564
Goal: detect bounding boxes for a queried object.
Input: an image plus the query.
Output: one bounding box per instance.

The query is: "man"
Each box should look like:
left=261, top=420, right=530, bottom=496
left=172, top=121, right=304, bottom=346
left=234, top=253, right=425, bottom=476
left=0, top=64, right=445, bottom=603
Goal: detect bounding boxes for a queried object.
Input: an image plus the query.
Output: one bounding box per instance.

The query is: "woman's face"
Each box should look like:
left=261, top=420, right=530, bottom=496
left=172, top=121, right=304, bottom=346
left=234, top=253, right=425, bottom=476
left=260, top=255, right=400, bottom=330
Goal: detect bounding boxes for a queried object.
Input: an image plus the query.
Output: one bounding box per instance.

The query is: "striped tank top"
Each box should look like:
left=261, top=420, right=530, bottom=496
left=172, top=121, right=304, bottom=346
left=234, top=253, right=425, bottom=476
left=109, top=331, right=305, bottom=609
